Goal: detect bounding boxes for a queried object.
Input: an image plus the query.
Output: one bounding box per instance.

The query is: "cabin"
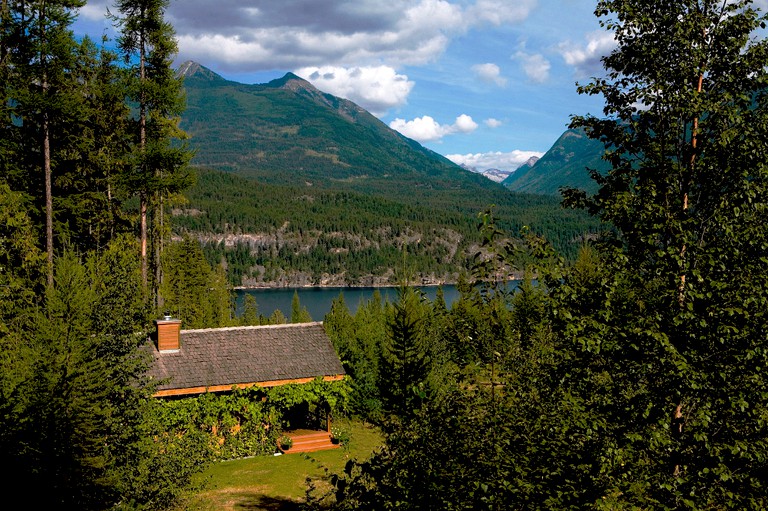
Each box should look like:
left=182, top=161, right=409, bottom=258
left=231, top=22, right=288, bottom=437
left=146, top=318, right=346, bottom=453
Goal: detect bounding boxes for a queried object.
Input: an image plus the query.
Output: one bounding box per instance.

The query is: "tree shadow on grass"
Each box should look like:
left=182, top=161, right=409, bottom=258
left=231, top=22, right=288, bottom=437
left=231, top=492, right=303, bottom=511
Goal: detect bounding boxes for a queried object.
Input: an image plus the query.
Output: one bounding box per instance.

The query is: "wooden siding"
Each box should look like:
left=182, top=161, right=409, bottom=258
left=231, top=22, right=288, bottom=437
left=152, top=374, right=345, bottom=398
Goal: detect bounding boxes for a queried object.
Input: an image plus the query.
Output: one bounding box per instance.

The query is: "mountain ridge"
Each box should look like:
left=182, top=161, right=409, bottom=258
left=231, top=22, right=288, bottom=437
left=178, top=62, right=504, bottom=202
left=502, top=128, right=607, bottom=195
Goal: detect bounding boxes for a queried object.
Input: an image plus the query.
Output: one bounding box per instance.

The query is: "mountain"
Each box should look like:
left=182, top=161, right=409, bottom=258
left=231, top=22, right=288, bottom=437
left=503, top=156, right=540, bottom=184
left=515, top=156, right=540, bottom=173
left=502, top=128, right=608, bottom=195
left=173, top=62, right=601, bottom=285
left=178, top=61, right=505, bottom=210
left=458, top=163, right=513, bottom=183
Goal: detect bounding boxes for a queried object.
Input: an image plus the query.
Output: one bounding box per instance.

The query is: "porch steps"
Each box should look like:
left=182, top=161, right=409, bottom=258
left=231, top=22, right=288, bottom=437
left=280, top=430, right=339, bottom=454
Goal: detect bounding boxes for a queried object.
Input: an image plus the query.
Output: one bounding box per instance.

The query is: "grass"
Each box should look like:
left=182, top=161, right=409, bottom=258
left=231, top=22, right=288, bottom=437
left=183, top=419, right=382, bottom=511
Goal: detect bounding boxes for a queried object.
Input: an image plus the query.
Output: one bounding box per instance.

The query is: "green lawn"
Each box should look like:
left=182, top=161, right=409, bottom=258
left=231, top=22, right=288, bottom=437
left=183, top=419, right=382, bottom=511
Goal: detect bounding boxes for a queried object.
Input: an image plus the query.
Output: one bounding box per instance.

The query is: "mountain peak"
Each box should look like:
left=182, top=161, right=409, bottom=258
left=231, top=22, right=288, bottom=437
left=266, top=72, right=317, bottom=92
left=177, top=61, right=226, bottom=82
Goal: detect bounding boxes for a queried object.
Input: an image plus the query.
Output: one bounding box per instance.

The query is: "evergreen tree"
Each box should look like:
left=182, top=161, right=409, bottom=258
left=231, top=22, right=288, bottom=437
left=268, top=308, right=287, bottom=325
left=0, top=246, right=209, bottom=508
left=379, top=285, right=430, bottom=423
left=111, top=0, right=193, bottom=301
left=240, top=293, right=260, bottom=326
left=4, top=0, right=85, bottom=286
left=161, top=236, right=232, bottom=329
left=290, top=290, right=312, bottom=323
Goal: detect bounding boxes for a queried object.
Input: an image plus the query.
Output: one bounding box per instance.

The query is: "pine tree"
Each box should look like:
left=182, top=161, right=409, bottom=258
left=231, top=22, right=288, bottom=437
left=240, top=293, right=260, bottom=326
left=4, top=1, right=85, bottom=286
left=111, top=0, right=193, bottom=302
left=290, top=290, right=313, bottom=323
left=380, top=285, right=430, bottom=422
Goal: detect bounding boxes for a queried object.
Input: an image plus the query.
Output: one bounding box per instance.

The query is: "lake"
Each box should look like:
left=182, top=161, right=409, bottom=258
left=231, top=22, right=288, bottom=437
left=234, top=285, right=462, bottom=321
left=235, top=281, right=525, bottom=321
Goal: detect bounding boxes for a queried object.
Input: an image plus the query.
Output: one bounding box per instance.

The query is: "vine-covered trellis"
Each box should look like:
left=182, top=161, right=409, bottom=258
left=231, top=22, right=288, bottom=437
left=154, top=378, right=350, bottom=460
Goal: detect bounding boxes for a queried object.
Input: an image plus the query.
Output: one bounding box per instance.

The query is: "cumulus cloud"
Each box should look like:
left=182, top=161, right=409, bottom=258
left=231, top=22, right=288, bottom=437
left=472, top=63, right=507, bottom=87
left=559, top=30, right=617, bottom=77
left=294, top=65, right=414, bottom=115
left=446, top=150, right=543, bottom=171
left=513, top=51, right=550, bottom=83
left=484, top=118, right=502, bottom=128
left=389, top=114, right=478, bottom=142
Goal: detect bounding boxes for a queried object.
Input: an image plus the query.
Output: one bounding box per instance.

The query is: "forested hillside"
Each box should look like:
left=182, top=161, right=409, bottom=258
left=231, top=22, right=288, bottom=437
left=175, top=168, right=599, bottom=286
left=502, top=127, right=609, bottom=195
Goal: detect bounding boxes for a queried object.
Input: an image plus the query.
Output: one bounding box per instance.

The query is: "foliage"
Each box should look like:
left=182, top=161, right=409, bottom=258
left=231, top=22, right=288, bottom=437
left=150, top=380, right=349, bottom=461
left=0, top=245, right=209, bottom=509
left=556, top=0, right=768, bottom=507
left=154, top=387, right=279, bottom=461
left=180, top=168, right=601, bottom=286
left=160, top=236, right=234, bottom=328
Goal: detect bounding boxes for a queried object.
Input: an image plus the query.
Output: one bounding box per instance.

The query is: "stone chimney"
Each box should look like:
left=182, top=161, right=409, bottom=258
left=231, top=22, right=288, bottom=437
left=154, top=315, right=182, bottom=351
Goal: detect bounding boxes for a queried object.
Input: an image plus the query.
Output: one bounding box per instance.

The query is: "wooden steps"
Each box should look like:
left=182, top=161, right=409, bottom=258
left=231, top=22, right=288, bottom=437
left=279, top=430, right=339, bottom=454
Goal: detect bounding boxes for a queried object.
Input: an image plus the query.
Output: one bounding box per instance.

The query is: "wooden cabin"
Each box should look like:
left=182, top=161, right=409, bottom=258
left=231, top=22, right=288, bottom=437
left=146, top=318, right=346, bottom=453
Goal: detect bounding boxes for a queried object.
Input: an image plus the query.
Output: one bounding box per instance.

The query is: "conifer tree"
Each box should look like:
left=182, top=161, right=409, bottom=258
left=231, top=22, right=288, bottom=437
left=240, top=293, right=260, bottom=326
left=111, top=0, right=193, bottom=302
left=4, top=0, right=84, bottom=286
left=290, top=290, right=313, bottom=323
left=380, top=285, right=430, bottom=422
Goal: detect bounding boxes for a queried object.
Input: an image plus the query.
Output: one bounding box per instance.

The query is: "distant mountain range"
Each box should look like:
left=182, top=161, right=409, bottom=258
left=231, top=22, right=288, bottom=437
left=179, top=61, right=607, bottom=199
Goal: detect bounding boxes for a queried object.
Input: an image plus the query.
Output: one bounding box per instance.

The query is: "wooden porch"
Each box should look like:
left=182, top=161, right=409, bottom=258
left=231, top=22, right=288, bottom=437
left=278, top=429, right=339, bottom=454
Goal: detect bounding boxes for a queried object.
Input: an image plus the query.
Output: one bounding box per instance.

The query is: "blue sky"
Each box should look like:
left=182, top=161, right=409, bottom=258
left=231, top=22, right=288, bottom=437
left=72, top=1, right=650, bottom=172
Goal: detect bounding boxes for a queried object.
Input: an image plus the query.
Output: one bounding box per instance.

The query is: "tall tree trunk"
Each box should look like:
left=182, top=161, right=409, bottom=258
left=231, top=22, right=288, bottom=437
left=674, top=63, right=705, bottom=478
left=41, top=2, right=53, bottom=287
left=139, top=14, right=147, bottom=294
left=44, top=109, right=53, bottom=287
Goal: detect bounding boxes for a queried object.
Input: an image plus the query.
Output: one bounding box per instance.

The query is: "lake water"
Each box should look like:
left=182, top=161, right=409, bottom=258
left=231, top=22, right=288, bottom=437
left=235, top=281, right=525, bottom=321
left=235, top=285, right=462, bottom=321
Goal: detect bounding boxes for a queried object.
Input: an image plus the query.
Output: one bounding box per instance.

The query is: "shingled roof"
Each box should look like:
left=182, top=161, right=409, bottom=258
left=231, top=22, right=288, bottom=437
left=147, top=321, right=345, bottom=397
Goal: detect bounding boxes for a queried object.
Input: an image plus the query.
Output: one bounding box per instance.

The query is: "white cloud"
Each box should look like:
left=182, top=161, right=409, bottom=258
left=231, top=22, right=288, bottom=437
left=446, top=150, right=543, bottom=171
left=389, top=114, right=478, bottom=142
left=294, top=65, right=414, bottom=116
left=472, top=63, right=507, bottom=87
left=454, top=114, right=479, bottom=133
left=559, top=30, right=616, bottom=77
left=484, top=118, right=502, bottom=128
left=79, top=2, right=109, bottom=21
left=467, top=0, right=538, bottom=25
left=513, top=51, right=550, bottom=83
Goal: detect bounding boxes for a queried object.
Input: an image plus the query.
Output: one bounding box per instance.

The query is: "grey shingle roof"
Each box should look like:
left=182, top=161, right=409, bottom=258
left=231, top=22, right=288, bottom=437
left=146, top=322, right=345, bottom=394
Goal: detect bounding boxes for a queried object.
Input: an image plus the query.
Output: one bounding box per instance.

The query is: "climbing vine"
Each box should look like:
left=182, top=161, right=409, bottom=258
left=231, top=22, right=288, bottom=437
left=153, top=378, right=350, bottom=460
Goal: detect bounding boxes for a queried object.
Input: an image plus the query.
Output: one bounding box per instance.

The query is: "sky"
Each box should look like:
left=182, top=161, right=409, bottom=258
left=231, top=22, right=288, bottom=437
left=70, top=0, right=766, bottom=173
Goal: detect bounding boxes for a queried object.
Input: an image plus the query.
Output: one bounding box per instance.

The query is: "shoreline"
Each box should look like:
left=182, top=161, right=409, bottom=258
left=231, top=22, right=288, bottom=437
left=233, top=276, right=523, bottom=291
